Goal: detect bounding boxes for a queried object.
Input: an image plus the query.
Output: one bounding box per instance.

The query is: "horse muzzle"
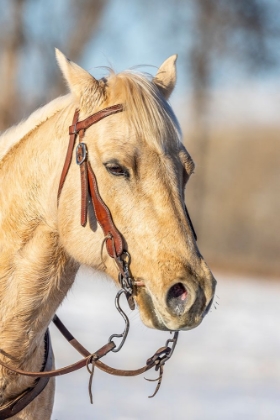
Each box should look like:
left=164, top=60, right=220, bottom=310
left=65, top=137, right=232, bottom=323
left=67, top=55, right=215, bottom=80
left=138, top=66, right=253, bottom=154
left=135, top=273, right=217, bottom=331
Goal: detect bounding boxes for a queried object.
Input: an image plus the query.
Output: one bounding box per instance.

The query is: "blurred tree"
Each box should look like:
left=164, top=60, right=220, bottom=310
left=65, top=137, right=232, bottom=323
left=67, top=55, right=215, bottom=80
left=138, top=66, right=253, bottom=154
left=0, top=0, right=25, bottom=130
left=181, top=0, right=280, bottom=234
left=189, top=0, right=278, bottom=123
left=0, top=0, right=278, bottom=274
left=0, top=0, right=108, bottom=131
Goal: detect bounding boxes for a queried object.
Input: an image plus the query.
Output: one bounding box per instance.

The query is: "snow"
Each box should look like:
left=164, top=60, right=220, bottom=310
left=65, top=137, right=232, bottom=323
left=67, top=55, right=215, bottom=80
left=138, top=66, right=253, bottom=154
left=51, top=267, right=280, bottom=420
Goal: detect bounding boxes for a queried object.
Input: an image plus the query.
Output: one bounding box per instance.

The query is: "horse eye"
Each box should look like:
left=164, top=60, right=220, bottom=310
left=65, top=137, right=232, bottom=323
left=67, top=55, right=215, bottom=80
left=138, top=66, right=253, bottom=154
left=105, top=162, right=129, bottom=177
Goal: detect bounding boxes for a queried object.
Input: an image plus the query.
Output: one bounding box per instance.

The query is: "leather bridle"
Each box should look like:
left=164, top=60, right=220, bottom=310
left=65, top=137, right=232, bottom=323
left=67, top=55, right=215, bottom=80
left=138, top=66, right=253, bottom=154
left=0, top=104, right=180, bottom=419
left=58, top=103, right=136, bottom=308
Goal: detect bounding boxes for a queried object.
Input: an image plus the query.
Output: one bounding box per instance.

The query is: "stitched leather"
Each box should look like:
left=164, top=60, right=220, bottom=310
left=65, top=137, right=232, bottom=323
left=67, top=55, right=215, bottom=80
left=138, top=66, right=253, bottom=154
left=68, top=104, right=123, bottom=134
left=58, top=104, right=125, bottom=257
left=79, top=161, right=88, bottom=227
left=57, top=109, right=79, bottom=203
left=77, top=129, right=88, bottom=227
left=87, top=161, right=123, bottom=257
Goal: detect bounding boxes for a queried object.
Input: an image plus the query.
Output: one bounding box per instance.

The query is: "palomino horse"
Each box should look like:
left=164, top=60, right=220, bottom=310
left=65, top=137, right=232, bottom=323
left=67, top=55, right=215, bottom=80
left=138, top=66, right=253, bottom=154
left=0, top=50, right=216, bottom=419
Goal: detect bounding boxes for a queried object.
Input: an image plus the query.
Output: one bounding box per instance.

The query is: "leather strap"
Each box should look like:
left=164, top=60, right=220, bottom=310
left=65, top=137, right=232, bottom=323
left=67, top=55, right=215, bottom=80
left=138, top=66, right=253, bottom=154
left=87, top=161, right=123, bottom=257
left=0, top=338, right=115, bottom=379
left=57, top=104, right=124, bottom=257
left=57, top=104, right=123, bottom=202
left=0, top=317, right=177, bottom=412
left=68, top=104, right=123, bottom=135
left=76, top=130, right=89, bottom=227
left=52, top=315, right=154, bottom=377
left=57, top=109, right=79, bottom=203
left=0, top=330, right=52, bottom=419
left=0, top=314, right=164, bottom=380
left=58, top=104, right=123, bottom=203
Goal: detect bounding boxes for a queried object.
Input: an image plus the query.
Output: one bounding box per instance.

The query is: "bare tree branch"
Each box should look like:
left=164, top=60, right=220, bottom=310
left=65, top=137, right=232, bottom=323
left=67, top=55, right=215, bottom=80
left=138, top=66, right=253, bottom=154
left=0, top=0, right=26, bottom=130
left=0, top=0, right=109, bottom=131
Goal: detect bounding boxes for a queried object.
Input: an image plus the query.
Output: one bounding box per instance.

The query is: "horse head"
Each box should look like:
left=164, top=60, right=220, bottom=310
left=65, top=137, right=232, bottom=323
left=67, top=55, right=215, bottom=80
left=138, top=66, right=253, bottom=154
left=56, top=50, right=216, bottom=332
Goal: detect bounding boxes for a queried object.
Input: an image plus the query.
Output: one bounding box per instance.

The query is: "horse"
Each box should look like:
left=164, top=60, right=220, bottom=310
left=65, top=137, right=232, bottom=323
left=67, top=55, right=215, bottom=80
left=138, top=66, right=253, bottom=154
left=0, top=49, right=216, bottom=419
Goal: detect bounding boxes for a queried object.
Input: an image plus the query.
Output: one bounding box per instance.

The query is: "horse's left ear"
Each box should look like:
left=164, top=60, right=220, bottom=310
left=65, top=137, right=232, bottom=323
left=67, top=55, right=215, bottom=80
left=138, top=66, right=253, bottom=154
left=153, top=55, right=178, bottom=100
left=55, top=48, right=104, bottom=107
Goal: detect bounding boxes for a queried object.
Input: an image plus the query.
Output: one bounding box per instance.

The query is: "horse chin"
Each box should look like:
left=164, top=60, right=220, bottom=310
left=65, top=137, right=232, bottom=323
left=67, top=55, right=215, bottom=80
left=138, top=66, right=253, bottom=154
left=135, top=290, right=169, bottom=331
left=135, top=288, right=209, bottom=332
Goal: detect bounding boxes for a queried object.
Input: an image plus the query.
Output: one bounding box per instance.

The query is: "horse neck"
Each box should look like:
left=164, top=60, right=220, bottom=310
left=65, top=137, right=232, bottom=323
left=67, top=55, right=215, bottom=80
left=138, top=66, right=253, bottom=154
left=0, top=104, right=79, bottom=368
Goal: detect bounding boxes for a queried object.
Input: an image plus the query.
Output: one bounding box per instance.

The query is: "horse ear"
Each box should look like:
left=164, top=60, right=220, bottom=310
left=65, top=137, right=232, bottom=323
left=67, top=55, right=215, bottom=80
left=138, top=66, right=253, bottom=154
left=153, top=55, right=178, bottom=100
left=55, top=48, right=103, bottom=105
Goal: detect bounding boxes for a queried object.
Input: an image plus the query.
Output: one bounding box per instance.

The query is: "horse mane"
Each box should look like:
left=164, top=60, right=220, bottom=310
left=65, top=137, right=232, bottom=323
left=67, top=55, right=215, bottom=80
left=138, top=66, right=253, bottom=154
left=0, top=93, right=74, bottom=161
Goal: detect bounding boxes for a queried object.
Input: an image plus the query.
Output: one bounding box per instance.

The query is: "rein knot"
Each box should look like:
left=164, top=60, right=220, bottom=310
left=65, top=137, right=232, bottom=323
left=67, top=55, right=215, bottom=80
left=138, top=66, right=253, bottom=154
left=86, top=353, right=98, bottom=404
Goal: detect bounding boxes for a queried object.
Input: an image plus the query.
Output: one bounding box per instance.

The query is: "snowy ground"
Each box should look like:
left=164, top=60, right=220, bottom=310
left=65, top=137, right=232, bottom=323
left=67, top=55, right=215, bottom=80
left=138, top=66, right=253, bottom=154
left=51, top=267, right=280, bottom=420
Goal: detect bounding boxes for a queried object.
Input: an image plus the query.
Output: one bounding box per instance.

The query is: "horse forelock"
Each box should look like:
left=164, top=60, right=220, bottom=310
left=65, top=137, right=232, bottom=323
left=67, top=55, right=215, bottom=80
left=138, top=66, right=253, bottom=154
left=104, top=71, right=182, bottom=152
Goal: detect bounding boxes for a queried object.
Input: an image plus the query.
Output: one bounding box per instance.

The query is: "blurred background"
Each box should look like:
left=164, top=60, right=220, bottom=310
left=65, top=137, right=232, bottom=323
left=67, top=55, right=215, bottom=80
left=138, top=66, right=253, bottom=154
left=0, top=1, right=279, bottom=419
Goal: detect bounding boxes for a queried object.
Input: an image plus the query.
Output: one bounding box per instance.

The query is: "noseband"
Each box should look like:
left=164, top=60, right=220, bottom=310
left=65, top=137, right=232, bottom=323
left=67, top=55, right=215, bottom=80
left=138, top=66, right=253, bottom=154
left=0, top=104, right=181, bottom=419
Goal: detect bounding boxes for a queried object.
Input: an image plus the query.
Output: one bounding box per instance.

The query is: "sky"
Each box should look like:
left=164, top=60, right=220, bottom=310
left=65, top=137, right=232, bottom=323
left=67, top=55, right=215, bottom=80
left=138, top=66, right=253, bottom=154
left=82, top=0, right=280, bottom=89
left=84, top=1, right=187, bottom=73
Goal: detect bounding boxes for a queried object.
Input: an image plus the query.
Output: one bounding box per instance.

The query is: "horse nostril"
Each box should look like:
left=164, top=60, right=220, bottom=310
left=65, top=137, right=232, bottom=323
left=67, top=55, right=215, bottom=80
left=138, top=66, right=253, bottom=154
left=166, top=282, right=188, bottom=316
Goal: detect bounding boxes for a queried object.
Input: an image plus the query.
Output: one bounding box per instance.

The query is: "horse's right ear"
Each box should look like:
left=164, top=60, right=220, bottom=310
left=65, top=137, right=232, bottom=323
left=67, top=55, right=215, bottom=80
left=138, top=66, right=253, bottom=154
left=55, top=49, right=104, bottom=107
left=153, top=55, right=178, bottom=100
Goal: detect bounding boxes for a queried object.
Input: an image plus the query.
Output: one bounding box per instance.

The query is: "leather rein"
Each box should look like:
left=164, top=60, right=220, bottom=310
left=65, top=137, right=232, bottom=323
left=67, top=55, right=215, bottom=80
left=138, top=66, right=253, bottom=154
left=0, top=104, right=179, bottom=419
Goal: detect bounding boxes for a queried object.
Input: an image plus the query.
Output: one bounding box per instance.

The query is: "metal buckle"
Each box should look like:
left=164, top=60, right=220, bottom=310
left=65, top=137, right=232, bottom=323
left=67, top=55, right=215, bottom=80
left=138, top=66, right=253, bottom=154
left=76, top=143, right=87, bottom=165
left=117, top=252, right=135, bottom=310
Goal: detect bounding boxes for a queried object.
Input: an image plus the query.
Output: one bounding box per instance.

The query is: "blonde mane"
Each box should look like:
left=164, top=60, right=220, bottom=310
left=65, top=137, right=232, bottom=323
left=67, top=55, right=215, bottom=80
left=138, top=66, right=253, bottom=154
left=0, top=93, right=74, bottom=161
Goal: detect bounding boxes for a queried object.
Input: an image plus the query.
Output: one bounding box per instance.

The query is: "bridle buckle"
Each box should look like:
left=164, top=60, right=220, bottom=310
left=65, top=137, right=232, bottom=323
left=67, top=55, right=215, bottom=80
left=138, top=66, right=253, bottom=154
left=76, top=142, right=87, bottom=165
